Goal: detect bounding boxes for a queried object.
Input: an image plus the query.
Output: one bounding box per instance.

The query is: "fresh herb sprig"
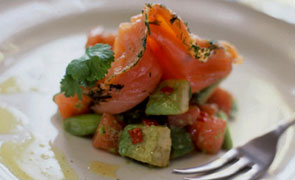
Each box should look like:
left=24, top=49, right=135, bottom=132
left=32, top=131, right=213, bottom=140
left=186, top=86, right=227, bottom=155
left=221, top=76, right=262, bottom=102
left=60, top=44, right=114, bottom=99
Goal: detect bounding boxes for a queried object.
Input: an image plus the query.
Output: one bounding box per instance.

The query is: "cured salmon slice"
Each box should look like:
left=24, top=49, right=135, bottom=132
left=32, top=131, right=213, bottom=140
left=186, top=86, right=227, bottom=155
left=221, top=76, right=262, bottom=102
left=86, top=26, right=116, bottom=48
left=90, top=14, right=162, bottom=114
left=144, top=4, right=241, bottom=93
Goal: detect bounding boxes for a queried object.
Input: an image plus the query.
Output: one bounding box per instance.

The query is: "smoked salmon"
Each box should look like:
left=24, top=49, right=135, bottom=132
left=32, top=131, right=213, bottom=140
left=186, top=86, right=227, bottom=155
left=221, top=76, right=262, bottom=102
left=86, top=26, right=116, bottom=48
left=144, top=4, right=241, bottom=93
left=55, top=3, right=241, bottom=165
left=90, top=14, right=162, bottom=114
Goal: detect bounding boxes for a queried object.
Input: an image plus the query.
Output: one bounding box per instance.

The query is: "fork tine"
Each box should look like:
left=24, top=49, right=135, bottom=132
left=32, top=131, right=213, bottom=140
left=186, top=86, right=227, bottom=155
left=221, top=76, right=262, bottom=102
left=183, top=157, right=252, bottom=180
left=233, top=164, right=261, bottom=180
left=173, top=149, right=239, bottom=174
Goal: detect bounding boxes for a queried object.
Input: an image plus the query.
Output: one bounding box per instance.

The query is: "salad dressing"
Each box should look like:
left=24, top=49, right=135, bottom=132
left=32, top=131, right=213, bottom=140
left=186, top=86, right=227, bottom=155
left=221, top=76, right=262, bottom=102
left=50, top=144, right=79, bottom=180
left=89, top=160, right=119, bottom=179
left=0, top=77, right=21, bottom=94
left=0, top=135, right=79, bottom=180
left=0, top=107, right=22, bottom=133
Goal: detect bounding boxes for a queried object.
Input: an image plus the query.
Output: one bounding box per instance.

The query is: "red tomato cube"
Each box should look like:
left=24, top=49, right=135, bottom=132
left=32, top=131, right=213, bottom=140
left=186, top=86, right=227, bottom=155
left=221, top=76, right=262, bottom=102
left=188, top=112, right=226, bottom=154
left=92, top=113, right=124, bottom=153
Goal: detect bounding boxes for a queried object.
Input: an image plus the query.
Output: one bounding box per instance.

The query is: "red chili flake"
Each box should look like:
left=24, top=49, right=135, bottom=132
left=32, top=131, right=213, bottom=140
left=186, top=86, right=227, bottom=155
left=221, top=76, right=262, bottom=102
left=161, top=86, right=174, bottom=94
left=142, top=119, right=159, bottom=126
left=128, top=128, right=143, bottom=144
left=197, top=111, right=208, bottom=122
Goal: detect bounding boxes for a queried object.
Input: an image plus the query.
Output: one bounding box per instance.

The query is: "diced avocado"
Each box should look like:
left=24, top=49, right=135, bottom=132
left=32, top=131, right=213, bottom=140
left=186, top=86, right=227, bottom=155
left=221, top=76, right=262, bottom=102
left=145, top=80, right=191, bottom=115
left=216, top=111, right=233, bottom=150
left=216, top=110, right=228, bottom=121
left=63, top=114, right=102, bottom=136
left=170, top=127, right=194, bottom=159
left=119, top=124, right=171, bottom=167
left=191, top=80, right=220, bottom=104
left=230, top=98, right=238, bottom=119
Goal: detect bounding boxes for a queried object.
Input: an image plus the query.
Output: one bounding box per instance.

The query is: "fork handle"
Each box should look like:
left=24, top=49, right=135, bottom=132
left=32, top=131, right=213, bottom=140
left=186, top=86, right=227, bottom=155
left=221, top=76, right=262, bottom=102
left=276, top=118, right=295, bottom=135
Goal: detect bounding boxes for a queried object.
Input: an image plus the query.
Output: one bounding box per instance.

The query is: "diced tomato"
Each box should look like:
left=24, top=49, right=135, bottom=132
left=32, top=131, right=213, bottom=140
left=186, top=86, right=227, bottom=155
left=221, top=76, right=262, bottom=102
left=128, top=128, right=143, bottom=144
left=168, top=106, right=200, bottom=128
left=207, top=88, right=233, bottom=115
left=198, top=104, right=218, bottom=116
left=86, top=26, right=116, bottom=48
left=188, top=111, right=226, bottom=154
left=53, top=93, right=91, bottom=119
left=93, top=113, right=124, bottom=153
left=142, top=119, right=159, bottom=126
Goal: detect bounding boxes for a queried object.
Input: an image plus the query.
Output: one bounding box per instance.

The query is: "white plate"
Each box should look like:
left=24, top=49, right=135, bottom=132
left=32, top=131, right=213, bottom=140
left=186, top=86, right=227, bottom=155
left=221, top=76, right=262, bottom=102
left=0, top=0, right=294, bottom=180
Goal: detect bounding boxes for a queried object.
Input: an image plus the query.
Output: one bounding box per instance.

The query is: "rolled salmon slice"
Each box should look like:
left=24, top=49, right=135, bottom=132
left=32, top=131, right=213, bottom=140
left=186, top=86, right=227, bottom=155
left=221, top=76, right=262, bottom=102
left=90, top=14, right=162, bottom=114
left=85, top=26, right=116, bottom=48
left=145, top=4, right=241, bottom=93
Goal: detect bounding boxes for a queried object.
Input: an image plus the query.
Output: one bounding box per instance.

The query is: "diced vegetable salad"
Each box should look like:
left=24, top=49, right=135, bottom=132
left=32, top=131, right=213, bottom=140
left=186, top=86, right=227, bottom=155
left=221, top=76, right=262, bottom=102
left=54, top=4, right=241, bottom=167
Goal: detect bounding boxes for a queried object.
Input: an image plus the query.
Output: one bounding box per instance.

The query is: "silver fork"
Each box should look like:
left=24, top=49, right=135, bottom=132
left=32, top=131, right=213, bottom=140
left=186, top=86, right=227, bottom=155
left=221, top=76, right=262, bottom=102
left=173, top=118, right=295, bottom=180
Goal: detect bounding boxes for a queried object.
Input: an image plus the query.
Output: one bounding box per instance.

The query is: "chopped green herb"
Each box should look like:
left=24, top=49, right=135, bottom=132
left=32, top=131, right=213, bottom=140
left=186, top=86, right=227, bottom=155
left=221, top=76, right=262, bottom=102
left=185, top=22, right=191, bottom=33
left=99, top=125, right=106, bottom=134
left=146, top=3, right=152, bottom=8
left=144, top=13, right=151, bottom=35
left=137, top=51, right=144, bottom=59
left=60, top=44, right=114, bottom=99
left=170, top=14, right=178, bottom=24
left=191, top=42, right=219, bottom=62
left=192, top=44, right=200, bottom=56
left=142, top=36, right=147, bottom=49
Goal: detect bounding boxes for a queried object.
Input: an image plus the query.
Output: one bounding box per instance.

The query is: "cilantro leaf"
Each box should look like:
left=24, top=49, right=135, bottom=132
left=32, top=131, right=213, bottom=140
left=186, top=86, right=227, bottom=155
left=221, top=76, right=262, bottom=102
left=66, top=58, right=89, bottom=81
left=86, top=44, right=114, bottom=61
left=86, top=56, right=110, bottom=82
left=60, top=75, right=83, bottom=99
left=60, top=44, right=114, bottom=99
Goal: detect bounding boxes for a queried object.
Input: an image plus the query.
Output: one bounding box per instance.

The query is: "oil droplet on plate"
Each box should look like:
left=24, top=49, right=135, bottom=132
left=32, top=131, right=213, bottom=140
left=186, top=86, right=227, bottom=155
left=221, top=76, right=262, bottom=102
left=50, top=144, right=79, bottom=180
left=0, top=135, right=79, bottom=180
left=0, top=136, right=39, bottom=180
left=0, top=77, right=21, bottom=94
left=39, top=144, right=45, bottom=148
left=0, top=107, right=22, bottom=133
left=89, top=160, right=120, bottom=179
left=41, top=154, right=50, bottom=160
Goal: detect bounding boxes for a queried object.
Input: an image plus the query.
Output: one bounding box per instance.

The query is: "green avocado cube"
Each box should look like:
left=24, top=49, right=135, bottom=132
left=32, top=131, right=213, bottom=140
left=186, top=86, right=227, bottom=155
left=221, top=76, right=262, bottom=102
left=216, top=111, right=233, bottom=150
left=191, top=80, right=220, bottom=104
left=170, top=127, right=194, bottom=159
left=63, top=114, right=102, bottom=136
left=230, top=98, right=238, bottom=119
left=145, top=80, right=191, bottom=115
left=119, top=124, right=171, bottom=167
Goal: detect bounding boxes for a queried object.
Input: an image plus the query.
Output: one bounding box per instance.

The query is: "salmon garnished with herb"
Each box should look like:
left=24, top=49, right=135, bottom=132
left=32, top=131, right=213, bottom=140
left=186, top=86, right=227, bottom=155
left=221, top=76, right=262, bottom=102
left=54, top=3, right=241, bottom=167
